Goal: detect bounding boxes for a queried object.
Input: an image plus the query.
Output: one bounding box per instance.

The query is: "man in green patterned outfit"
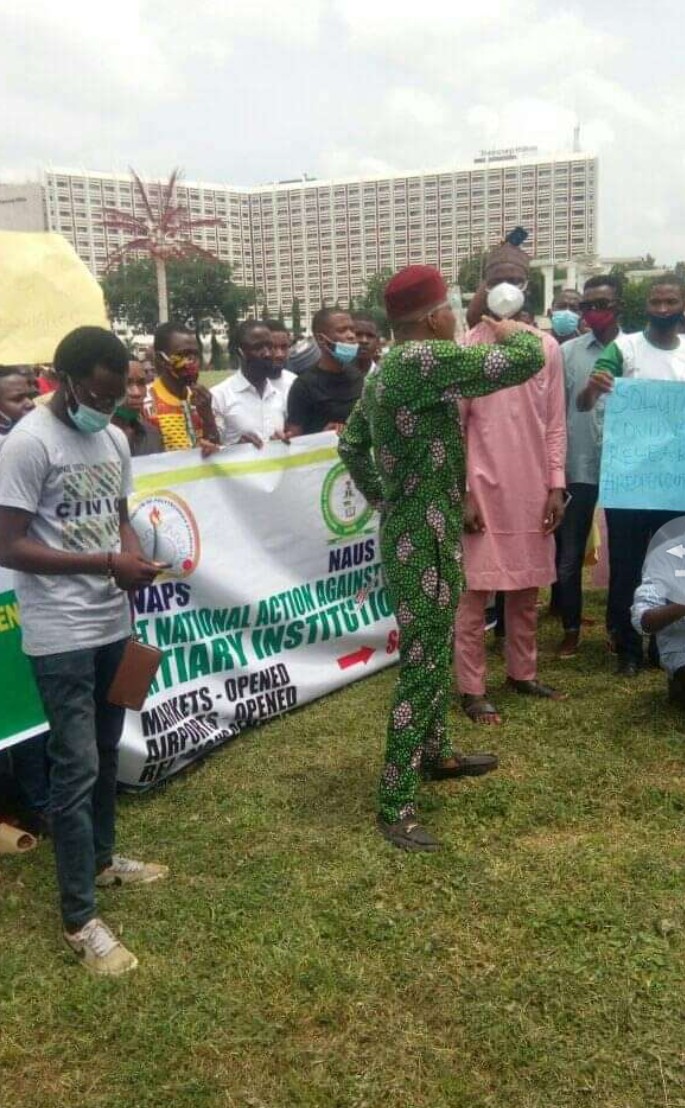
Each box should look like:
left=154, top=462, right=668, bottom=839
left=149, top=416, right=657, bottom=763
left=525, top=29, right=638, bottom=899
left=338, top=265, right=545, bottom=851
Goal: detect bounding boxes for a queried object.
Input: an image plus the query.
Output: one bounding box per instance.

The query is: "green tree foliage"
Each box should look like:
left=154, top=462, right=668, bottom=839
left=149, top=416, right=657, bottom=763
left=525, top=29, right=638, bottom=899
left=101, top=259, right=159, bottom=333
left=457, top=252, right=488, bottom=293
left=291, top=297, right=302, bottom=337
left=526, top=268, right=545, bottom=315
left=618, top=277, right=650, bottom=332
left=101, top=257, right=253, bottom=336
left=353, top=268, right=393, bottom=337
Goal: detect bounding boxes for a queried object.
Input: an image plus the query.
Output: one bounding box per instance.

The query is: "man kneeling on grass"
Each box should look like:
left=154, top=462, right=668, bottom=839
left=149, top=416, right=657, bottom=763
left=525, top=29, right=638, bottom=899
left=632, top=579, right=685, bottom=707
left=0, top=326, right=169, bottom=976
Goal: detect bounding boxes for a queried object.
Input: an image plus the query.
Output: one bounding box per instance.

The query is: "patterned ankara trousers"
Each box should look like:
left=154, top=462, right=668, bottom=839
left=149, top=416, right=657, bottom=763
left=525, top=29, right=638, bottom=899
left=378, top=507, right=461, bottom=823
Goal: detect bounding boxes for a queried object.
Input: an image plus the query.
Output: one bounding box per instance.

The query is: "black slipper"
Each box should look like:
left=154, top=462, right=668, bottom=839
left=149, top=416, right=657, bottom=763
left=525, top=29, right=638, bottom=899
left=506, top=678, right=568, bottom=701
left=424, top=750, right=499, bottom=780
left=376, top=816, right=440, bottom=852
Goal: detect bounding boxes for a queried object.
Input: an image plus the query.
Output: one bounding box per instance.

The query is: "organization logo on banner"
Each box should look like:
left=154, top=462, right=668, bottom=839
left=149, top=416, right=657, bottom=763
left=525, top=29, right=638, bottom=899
left=321, top=461, right=374, bottom=540
left=129, top=490, right=201, bottom=578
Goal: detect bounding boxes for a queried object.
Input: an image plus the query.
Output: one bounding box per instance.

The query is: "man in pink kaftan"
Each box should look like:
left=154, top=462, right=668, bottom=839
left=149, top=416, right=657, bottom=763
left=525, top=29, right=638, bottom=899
left=455, top=242, right=568, bottom=723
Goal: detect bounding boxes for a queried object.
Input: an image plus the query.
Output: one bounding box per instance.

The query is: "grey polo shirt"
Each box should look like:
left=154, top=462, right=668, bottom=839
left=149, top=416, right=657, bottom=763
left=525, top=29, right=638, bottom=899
left=562, top=331, right=618, bottom=485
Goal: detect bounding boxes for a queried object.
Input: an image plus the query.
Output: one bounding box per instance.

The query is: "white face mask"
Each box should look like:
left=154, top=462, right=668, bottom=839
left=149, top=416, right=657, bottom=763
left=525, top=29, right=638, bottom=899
left=486, top=283, right=525, bottom=320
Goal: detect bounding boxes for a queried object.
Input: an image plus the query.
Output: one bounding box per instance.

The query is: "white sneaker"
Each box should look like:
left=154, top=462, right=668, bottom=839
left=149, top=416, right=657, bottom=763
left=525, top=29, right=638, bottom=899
left=64, top=918, right=138, bottom=976
left=96, top=855, right=169, bottom=888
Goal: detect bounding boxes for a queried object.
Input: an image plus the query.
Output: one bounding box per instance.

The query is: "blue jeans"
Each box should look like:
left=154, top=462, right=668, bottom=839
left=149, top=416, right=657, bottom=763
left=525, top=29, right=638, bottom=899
left=30, top=638, right=128, bottom=931
left=10, top=732, right=50, bottom=814
left=606, top=508, right=682, bottom=664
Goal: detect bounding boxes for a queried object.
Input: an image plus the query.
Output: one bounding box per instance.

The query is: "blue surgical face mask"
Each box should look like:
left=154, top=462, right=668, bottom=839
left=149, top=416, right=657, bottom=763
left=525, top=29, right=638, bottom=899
left=330, top=341, right=359, bottom=365
left=551, top=309, right=580, bottom=337
left=66, top=380, right=113, bottom=434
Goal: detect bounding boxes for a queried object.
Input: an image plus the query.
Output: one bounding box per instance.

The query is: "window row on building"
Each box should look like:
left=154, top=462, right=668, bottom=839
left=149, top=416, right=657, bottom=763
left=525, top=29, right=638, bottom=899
left=44, top=153, right=597, bottom=320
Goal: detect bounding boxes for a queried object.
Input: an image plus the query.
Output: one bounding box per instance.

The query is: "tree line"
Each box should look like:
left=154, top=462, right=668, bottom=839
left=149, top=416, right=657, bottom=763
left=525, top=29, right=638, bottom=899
left=101, top=253, right=681, bottom=355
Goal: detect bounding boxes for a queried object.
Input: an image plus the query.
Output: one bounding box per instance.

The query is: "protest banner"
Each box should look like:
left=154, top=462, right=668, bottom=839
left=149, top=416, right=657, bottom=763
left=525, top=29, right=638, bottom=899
left=599, top=377, right=685, bottom=511
left=0, top=435, right=399, bottom=786
left=0, top=584, right=47, bottom=749
left=0, top=232, right=108, bottom=364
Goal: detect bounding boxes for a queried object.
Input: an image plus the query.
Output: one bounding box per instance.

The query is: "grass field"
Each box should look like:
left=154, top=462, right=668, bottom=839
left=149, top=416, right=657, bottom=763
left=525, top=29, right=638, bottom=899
left=200, top=369, right=231, bottom=389
left=2, top=590, right=685, bottom=1108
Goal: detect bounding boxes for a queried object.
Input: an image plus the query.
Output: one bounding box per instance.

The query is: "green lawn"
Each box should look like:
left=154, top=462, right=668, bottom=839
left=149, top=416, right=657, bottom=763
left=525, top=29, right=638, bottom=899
left=200, top=369, right=231, bottom=389
left=3, top=590, right=685, bottom=1108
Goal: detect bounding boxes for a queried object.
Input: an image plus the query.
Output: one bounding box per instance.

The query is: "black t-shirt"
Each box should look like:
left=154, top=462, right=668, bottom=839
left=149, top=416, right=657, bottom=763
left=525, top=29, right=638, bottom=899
left=286, top=365, right=363, bottom=434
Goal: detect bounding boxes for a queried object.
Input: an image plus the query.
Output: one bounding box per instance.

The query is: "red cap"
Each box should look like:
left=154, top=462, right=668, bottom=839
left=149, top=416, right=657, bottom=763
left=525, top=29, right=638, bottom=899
left=384, top=265, right=448, bottom=323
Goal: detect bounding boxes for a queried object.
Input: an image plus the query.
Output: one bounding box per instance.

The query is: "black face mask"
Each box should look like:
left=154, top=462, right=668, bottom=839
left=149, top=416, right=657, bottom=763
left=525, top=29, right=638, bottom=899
left=647, top=312, right=683, bottom=331
left=244, top=355, right=274, bottom=375
left=240, top=347, right=274, bottom=376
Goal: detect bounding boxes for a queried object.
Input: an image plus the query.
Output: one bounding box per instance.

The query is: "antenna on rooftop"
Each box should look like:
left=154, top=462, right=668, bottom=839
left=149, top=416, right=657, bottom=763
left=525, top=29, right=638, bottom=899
left=573, top=124, right=581, bottom=153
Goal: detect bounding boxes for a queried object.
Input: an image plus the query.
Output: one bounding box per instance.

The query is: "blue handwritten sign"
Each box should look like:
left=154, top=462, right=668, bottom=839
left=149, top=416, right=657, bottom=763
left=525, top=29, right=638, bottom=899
left=599, top=378, right=685, bottom=510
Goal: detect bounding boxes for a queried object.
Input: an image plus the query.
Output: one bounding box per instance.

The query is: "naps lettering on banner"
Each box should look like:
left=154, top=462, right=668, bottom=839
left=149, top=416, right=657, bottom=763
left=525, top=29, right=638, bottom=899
left=132, top=581, right=192, bottom=616
left=129, top=490, right=200, bottom=579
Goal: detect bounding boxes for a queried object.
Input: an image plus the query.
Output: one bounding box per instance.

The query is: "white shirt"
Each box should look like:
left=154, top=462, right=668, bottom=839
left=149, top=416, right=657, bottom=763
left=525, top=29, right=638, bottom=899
left=211, top=370, right=293, bottom=445
left=269, top=369, right=296, bottom=397
left=612, top=332, right=685, bottom=381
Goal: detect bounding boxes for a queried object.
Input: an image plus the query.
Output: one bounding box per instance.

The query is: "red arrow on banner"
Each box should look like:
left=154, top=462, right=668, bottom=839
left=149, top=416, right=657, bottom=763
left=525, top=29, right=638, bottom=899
left=337, top=646, right=375, bottom=670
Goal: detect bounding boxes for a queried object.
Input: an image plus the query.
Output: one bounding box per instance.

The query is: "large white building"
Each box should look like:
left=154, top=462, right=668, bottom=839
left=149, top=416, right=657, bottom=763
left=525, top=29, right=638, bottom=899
left=0, top=183, right=47, bottom=233
left=39, top=149, right=597, bottom=323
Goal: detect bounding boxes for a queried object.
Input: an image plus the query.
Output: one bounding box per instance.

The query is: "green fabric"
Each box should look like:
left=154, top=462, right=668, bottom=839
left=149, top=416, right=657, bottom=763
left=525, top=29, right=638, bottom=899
left=593, top=340, right=625, bottom=378
left=339, top=332, right=544, bottom=822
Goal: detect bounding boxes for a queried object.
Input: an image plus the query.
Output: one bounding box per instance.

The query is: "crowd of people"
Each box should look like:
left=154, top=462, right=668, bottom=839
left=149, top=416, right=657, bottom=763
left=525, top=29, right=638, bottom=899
left=2, top=237, right=685, bottom=973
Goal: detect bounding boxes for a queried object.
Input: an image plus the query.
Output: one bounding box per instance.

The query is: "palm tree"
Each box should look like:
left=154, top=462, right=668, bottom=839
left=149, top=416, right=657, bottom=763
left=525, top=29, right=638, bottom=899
left=102, top=168, right=223, bottom=323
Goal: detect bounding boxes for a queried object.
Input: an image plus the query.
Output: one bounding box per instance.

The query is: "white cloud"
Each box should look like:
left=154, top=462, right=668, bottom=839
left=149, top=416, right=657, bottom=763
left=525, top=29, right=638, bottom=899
left=2, top=0, right=171, bottom=97
left=334, top=0, right=523, bottom=50
left=1, top=0, right=685, bottom=262
left=384, top=88, right=449, bottom=130
left=335, top=0, right=615, bottom=94
left=570, top=71, right=654, bottom=129
left=150, top=0, right=326, bottom=62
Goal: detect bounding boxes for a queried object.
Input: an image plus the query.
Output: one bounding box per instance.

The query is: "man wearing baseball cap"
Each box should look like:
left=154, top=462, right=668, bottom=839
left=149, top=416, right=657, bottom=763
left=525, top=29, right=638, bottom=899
left=338, top=265, right=545, bottom=851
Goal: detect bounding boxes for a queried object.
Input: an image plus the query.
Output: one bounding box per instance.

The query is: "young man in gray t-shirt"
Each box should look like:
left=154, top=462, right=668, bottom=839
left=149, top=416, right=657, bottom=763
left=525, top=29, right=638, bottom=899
left=0, top=327, right=167, bottom=976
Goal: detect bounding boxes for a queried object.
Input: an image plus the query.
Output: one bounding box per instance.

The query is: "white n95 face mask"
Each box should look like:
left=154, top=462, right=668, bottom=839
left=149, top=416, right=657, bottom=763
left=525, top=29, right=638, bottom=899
left=486, top=282, right=525, bottom=319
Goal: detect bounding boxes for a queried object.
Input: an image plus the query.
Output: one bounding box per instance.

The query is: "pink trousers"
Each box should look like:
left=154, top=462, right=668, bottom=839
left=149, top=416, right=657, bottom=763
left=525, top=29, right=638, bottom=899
left=454, top=588, right=539, bottom=695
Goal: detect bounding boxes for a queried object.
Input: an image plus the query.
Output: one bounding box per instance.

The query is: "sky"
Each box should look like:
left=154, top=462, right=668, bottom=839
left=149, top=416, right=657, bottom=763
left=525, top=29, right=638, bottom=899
left=3, top=0, right=684, bottom=262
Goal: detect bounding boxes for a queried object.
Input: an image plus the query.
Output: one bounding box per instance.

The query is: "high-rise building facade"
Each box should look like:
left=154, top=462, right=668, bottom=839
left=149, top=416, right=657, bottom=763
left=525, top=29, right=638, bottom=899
left=43, top=150, right=597, bottom=323
left=0, top=183, right=47, bottom=233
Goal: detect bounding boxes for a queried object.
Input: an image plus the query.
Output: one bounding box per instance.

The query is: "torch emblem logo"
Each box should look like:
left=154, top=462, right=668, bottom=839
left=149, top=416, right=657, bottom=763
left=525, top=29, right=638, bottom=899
left=129, top=491, right=200, bottom=579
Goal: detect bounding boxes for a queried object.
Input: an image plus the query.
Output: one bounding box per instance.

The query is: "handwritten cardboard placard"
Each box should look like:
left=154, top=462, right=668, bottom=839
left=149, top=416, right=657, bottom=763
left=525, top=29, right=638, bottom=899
left=599, top=377, right=685, bottom=510
left=0, top=232, right=108, bottom=364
